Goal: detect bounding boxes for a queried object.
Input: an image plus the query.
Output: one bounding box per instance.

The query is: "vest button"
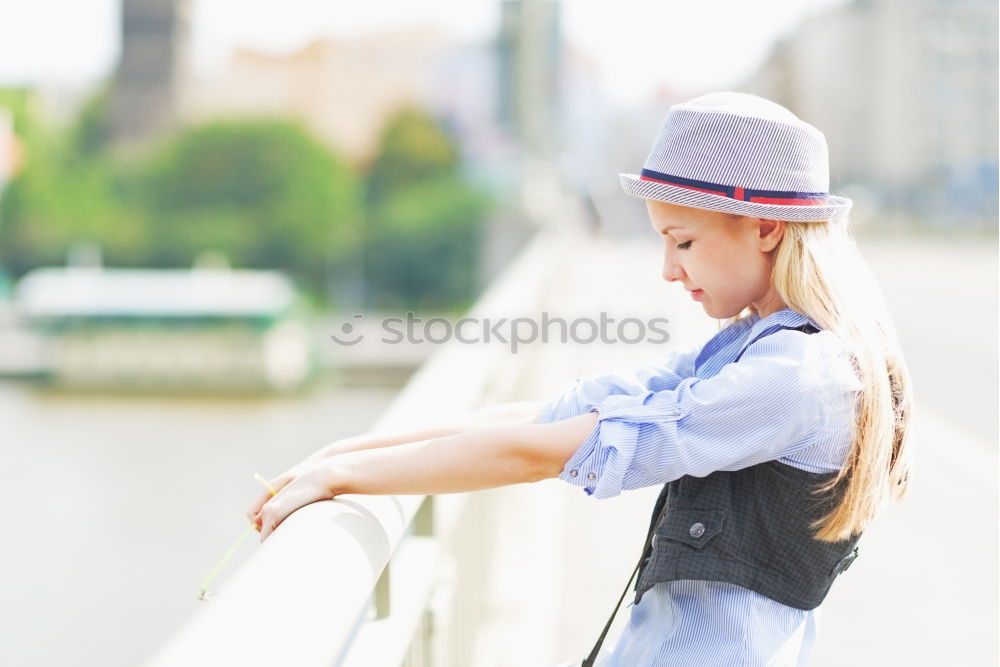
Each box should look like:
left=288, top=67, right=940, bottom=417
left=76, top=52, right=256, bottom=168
left=689, top=522, right=706, bottom=539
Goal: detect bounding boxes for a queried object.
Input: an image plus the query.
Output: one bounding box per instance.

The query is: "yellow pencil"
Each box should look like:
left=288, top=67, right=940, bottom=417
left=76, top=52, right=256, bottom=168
left=197, top=472, right=277, bottom=600
left=252, top=472, right=278, bottom=496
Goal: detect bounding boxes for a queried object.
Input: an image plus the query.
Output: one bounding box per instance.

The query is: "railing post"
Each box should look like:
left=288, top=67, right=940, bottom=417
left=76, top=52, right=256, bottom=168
left=374, top=564, right=391, bottom=620
left=414, top=495, right=434, bottom=537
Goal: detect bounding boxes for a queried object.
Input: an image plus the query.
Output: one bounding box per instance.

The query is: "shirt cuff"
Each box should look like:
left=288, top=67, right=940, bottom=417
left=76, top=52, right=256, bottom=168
left=556, top=392, right=687, bottom=498
left=557, top=407, right=643, bottom=498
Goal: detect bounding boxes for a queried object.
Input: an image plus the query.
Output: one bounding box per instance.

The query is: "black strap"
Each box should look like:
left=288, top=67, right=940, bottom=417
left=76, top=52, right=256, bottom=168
left=581, top=522, right=658, bottom=666
left=733, top=322, right=818, bottom=363
left=580, top=321, right=820, bottom=665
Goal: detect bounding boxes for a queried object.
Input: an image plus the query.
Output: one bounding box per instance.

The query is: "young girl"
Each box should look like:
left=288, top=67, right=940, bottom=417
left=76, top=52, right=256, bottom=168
left=247, top=92, right=912, bottom=666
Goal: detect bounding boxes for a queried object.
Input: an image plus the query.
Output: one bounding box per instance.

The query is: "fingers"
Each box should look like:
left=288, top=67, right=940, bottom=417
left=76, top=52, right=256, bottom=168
left=246, top=474, right=292, bottom=525
left=259, top=514, right=278, bottom=541
left=256, top=473, right=334, bottom=542
left=247, top=466, right=326, bottom=541
left=258, top=495, right=290, bottom=542
left=246, top=489, right=273, bottom=525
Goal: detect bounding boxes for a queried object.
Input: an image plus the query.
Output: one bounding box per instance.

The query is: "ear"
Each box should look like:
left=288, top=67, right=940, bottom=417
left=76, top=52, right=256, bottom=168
left=756, top=218, right=785, bottom=252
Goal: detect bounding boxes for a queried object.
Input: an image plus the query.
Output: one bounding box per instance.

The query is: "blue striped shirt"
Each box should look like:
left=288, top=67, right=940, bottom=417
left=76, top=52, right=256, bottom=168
left=538, top=307, right=862, bottom=666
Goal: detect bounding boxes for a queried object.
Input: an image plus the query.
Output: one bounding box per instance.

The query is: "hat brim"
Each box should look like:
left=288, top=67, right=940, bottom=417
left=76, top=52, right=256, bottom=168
left=619, top=173, right=852, bottom=223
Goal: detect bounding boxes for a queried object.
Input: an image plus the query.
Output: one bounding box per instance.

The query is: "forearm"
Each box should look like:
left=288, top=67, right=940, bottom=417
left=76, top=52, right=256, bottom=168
left=305, top=401, right=547, bottom=462
left=322, top=412, right=598, bottom=496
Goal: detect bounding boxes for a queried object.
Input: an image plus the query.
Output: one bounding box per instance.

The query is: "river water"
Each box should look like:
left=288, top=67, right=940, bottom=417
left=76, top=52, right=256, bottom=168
left=0, top=376, right=401, bottom=667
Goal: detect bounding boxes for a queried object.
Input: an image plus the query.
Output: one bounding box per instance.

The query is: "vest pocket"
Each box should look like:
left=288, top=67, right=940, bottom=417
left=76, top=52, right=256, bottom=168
left=658, top=509, right=726, bottom=549
left=830, top=545, right=859, bottom=576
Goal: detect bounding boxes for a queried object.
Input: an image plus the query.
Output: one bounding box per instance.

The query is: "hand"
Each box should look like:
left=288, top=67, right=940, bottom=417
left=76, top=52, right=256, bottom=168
left=248, top=460, right=338, bottom=542
left=246, top=465, right=299, bottom=528
left=245, top=441, right=348, bottom=529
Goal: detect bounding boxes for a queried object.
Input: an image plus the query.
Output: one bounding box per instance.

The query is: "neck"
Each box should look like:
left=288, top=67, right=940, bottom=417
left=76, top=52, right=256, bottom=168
left=754, top=288, right=788, bottom=319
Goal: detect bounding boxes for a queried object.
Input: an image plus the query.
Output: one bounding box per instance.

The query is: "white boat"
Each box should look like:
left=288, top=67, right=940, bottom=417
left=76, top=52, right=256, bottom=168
left=12, top=264, right=316, bottom=392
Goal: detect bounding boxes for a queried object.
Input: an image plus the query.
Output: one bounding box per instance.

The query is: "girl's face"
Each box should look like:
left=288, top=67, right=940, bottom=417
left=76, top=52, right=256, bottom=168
left=646, top=199, right=787, bottom=319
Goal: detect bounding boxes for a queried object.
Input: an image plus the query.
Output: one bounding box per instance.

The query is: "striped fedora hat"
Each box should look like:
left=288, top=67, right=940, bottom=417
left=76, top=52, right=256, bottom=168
left=620, top=92, right=852, bottom=222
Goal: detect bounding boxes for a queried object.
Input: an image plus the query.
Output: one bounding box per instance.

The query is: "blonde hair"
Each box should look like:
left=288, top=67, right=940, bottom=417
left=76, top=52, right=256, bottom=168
left=725, top=215, right=913, bottom=543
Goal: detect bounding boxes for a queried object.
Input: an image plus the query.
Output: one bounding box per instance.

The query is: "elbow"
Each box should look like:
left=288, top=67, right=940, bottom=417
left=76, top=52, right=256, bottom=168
left=522, top=448, right=563, bottom=484
left=510, top=437, right=558, bottom=484
left=512, top=415, right=597, bottom=484
left=506, top=424, right=563, bottom=484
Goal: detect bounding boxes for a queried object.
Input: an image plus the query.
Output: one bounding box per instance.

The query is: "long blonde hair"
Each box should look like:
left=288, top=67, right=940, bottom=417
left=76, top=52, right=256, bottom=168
left=727, top=215, right=913, bottom=543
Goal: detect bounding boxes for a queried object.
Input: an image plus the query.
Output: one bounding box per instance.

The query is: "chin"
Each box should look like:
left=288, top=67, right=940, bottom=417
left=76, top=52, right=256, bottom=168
left=703, top=304, right=742, bottom=320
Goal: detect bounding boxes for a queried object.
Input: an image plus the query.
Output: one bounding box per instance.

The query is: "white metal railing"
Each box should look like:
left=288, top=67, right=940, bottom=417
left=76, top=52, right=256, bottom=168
left=147, top=222, right=582, bottom=667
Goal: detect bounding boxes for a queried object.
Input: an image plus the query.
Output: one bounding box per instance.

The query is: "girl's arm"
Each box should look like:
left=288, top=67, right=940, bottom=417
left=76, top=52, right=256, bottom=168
left=254, top=412, right=599, bottom=540
left=248, top=401, right=553, bottom=527
left=301, top=401, right=549, bottom=462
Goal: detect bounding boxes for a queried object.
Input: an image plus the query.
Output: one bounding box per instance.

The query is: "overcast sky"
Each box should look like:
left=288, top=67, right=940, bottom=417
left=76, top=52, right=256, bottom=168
left=0, top=0, right=845, bottom=105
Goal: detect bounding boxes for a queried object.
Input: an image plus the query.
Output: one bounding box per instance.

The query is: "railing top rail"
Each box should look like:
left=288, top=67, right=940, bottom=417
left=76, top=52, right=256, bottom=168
left=147, top=225, right=578, bottom=667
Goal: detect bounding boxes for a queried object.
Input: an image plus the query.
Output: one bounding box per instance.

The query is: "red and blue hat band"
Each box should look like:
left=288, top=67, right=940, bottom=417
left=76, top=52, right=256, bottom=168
left=640, top=169, right=828, bottom=206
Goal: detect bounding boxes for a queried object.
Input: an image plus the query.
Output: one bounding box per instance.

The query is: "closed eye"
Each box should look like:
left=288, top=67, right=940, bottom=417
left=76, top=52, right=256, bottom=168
left=676, top=240, right=692, bottom=250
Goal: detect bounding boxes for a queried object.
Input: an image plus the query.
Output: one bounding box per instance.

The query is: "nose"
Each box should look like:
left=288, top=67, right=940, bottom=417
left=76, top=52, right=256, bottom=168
left=661, top=250, right=686, bottom=283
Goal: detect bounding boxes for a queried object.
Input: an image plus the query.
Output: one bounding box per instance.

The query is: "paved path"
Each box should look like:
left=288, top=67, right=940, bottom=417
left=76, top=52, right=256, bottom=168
left=470, top=233, right=998, bottom=666
left=813, top=233, right=998, bottom=666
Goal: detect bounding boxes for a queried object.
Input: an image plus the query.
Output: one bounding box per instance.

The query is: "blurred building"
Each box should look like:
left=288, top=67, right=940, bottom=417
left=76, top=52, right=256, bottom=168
left=182, top=27, right=468, bottom=164
left=496, top=0, right=562, bottom=162
left=111, top=0, right=191, bottom=149
left=742, top=0, right=998, bottom=231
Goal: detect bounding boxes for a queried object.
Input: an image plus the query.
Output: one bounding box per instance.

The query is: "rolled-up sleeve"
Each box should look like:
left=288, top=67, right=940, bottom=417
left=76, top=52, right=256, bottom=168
left=536, top=343, right=701, bottom=425
left=557, top=331, right=836, bottom=498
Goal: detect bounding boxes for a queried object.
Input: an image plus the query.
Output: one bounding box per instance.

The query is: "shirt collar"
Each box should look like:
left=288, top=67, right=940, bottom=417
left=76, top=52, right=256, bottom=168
left=744, top=307, right=820, bottom=343
left=694, top=308, right=819, bottom=374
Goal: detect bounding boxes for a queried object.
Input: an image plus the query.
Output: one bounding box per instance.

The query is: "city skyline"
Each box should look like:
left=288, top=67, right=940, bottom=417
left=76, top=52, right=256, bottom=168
left=1, top=0, right=847, bottom=105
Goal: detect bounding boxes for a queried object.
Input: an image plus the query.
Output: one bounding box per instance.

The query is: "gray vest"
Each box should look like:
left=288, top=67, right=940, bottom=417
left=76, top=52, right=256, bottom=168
left=634, top=321, right=860, bottom=610
left=634, top=459, right=860, bottom=610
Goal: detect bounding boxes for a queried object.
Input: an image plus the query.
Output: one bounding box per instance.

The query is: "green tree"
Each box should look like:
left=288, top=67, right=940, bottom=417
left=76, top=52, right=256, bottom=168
left=365, top=106, right=460, bottom=205
left=0, top=87, right=142, bottom=275
left=362, top=107, right=490, bottom=311
left=365, top=176, right=489, bottom=310
left=136, top=119, right=362, bottom=294
left=0, top=93, right=489, bottom=312
left=66, top=85, right=113, bottom=162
